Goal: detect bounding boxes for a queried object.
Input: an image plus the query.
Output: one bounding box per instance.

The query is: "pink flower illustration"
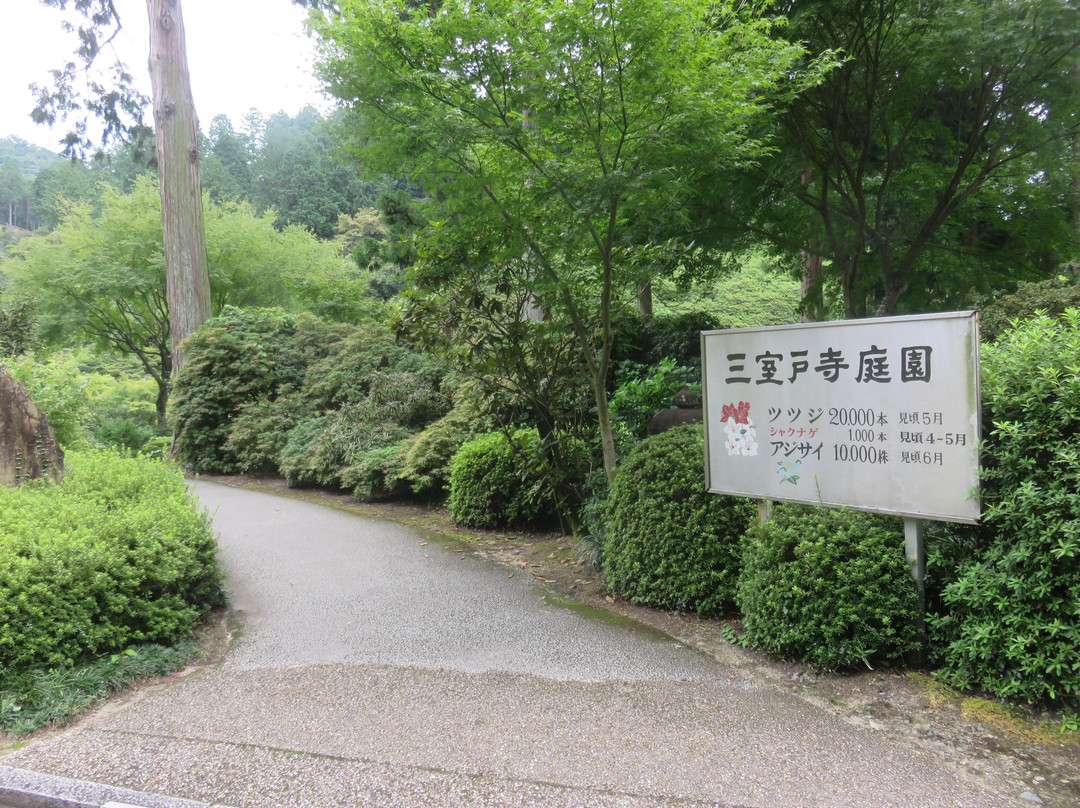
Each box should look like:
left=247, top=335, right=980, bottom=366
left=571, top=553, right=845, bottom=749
left=722, top=401, right=751, bottom=425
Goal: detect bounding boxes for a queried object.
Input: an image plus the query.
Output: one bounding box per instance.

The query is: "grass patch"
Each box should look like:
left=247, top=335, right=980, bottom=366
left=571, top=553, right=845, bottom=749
left=909, top=672, right=1080, bottom=744
left=0, top=641, right=200, bottom=736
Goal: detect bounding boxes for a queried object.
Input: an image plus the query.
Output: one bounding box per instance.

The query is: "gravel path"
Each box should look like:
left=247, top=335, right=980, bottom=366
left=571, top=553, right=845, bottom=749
left=0, top=481, right=1024, bottom=807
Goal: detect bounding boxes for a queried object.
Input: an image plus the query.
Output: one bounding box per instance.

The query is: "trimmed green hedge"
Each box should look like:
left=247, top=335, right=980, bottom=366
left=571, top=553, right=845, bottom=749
left=447, top=429, right=556, bottom=529
left=603, top=424, right=755, bottom=614
left=0, top=450, right=225, bottom=673
left=737, top=504, right=919, bottom=671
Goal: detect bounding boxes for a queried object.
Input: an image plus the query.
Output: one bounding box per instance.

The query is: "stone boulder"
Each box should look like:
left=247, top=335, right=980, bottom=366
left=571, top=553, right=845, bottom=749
left=0, top=366, right=64, bottom=486
left=647, top=385, right=703, bottom=435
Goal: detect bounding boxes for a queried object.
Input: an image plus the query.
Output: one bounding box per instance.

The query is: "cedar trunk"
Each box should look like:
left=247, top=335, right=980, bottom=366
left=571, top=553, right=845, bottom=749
left=146, top=0, right=211, bottom=374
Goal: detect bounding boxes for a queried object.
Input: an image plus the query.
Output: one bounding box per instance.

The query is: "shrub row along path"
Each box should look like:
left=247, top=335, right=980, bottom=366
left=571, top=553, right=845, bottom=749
left=2, top=482, right=1022, bottom=807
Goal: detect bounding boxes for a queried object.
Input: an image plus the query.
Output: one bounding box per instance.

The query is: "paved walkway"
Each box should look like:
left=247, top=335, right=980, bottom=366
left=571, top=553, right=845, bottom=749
left=0, top=482, right=1021, bottom=807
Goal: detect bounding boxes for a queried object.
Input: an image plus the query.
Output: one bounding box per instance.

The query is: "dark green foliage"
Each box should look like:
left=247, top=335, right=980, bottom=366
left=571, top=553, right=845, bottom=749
left=737, top=504, right=919, bottom=671
left=0, top=642, right=198, bottom=735
left=975, top=272, right=1080, bottom=342
left=278, top=406, right=412, bottom=489
left=276, top=351, right=451, bottom=492
left=0, top=450, right=224, bottom=674
left=224, top=396, right=301, bottom=475
left=341, top=440, right=412, bottom=501
left=172, top=308, right=452, bottom=498
left=91, top=416, right=158, bottom=454
left=602, top=425, right=755, bottom=614
left=252, top=108, right=365, bottom=239
left=930, top=310, right=1080, bottom=707
left=448, top=429, right=557, bottom=529
left=610, top=359, right=700, bottom=442
left=612, top=311, right=723, bottom=369
left=170, top=308, right=348, bottom=472
left=300, top=323, right=406, bottom=408
left=219, top=322, right=447, bottom=477
left=399, top=406, right=479, bottom=498
left=0, top=300, right=35, bottom=357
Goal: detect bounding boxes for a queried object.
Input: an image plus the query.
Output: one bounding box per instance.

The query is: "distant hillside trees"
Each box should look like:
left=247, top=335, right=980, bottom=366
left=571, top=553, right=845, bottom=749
left=0, top=161, right=29, bottom=229
left=5, top=176, right=358, bottom=420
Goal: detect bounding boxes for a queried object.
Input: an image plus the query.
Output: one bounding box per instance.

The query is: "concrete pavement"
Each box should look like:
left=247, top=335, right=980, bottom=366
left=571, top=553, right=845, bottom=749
left=0, top=481, right=1027, bottom=807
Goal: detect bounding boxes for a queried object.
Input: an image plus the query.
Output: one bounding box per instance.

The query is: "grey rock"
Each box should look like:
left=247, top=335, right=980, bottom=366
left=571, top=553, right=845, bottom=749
left=0, top=366, right=63, bottom=486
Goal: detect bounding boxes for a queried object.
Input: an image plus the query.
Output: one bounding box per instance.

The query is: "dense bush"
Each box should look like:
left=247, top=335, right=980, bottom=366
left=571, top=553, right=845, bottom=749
left=737, top=504, right=919, bottom=671
left=447, top=429, right=556, bottom=528
left=276, top=357, right=450, bottom=493
left=299, top=322, right=409, bottom=409
left=341, top=441, right=411, bottom=501
left=975, top=271, right=1080, bottom=342
left=399, top=406, right=478, bottom=498
left=173, top=309, right=452, bottom=496
left=92, top=416, right=159, bottom=454
left=610, top=358, right=700, bottom=442
left=612, top=311, right=722, bottom=369
left=171, top=308, right=347, bottom=472
left=279, top=405, right=412, bottom=490
left=0, top=450, right=225, bottom=673
left=602, top=424, right=754, bottom=614
left=224, top=395, right=301, bottom=475
left=930, top=310, right=1080, bottom=707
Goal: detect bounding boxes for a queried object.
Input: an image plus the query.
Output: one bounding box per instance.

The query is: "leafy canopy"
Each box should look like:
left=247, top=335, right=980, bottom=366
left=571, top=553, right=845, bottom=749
left=310, top=0, right=833, bottom=481
left=716, top=0, right=1080, bottom=318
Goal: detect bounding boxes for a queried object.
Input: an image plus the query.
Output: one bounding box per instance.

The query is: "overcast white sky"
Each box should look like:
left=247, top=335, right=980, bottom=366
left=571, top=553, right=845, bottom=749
left=1, top=0, right=329, bottom=152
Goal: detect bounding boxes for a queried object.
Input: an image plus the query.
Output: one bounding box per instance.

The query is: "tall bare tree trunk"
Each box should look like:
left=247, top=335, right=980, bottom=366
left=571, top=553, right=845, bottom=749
left=800, top=251, right=822, bottom=323
left=146, top=0, right=210, bottom=375
left=637, top=281, right=653, bottom=316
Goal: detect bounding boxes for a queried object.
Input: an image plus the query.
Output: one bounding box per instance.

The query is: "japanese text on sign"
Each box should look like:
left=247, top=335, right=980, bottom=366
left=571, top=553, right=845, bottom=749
left=701, top=312, right=981, bottom=523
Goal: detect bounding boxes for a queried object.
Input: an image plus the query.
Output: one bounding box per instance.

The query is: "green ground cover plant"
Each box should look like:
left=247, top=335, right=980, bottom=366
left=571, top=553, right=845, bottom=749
left=0, top=449, right=224, bottom=674
left=603, top=424, right=755, bottom=614
left=0, top=642, right=198, bottom=735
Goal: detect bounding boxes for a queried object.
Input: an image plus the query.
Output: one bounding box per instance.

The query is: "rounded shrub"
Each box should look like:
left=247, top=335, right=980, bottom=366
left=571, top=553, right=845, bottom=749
left=602, top=424, right=755, bottom=614
left=737, top=504, right=919, bottom=671
left=400, top=407, right=477, bottom=498
left=0, top=449, right=225, bottom=673
left=447, top=429, right=555, bottom=529
left=930, top=310, right=1080, bottom=707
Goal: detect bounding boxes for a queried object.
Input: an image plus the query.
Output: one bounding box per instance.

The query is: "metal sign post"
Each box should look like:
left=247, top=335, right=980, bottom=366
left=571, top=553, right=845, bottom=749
left=904, top=517, right=927, bottom=665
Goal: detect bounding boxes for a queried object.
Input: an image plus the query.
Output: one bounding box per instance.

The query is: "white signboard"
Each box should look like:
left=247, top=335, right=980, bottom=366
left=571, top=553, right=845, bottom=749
left=702, top=311, right=981, bottom=523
